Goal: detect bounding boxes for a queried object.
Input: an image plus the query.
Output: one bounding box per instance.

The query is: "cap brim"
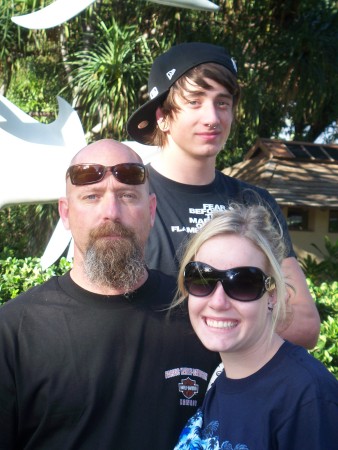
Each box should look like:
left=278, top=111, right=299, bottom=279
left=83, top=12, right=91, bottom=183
left=127, top=92, right=168, bottom=145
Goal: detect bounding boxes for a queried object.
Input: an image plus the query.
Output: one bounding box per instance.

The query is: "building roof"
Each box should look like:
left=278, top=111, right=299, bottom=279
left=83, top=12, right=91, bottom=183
left=222, top=138, right=338, bottom=208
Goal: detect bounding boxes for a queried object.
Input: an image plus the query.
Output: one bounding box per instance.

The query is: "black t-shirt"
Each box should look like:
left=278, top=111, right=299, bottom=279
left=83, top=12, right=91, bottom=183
left=146, top=166, right=295, bottom=276
left=0, top=270, right=220, bottom=450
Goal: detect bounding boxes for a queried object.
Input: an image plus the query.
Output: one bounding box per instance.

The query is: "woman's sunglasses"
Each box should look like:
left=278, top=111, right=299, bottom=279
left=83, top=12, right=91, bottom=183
left=184, top=261, right=276, bottom=301
left=66, top=163, right=147, bottom=186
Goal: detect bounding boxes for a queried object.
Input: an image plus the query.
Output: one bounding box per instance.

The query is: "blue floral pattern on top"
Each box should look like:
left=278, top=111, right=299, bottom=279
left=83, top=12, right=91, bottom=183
left=174, top=409, right=249, bottom=450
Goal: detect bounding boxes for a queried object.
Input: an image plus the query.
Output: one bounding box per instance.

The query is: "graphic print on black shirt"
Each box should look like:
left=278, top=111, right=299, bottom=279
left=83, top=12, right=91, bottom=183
left=146, top=165, right=294, bottom=276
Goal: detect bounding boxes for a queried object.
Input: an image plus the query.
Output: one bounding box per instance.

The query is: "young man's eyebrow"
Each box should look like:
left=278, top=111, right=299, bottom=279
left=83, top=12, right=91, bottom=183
left=184, top=90, right=233, bottom=100
left=184, top=90, right=205, bottom=97
left=218, top=92, right=234, bottom=101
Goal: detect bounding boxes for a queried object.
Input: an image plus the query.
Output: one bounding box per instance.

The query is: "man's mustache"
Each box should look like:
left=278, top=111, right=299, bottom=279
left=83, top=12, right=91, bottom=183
left=89, top=222, right=135, bottom=240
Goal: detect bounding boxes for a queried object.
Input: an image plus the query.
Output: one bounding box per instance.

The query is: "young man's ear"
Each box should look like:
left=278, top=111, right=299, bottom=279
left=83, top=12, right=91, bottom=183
left=155, top=107, right=169, bottom=131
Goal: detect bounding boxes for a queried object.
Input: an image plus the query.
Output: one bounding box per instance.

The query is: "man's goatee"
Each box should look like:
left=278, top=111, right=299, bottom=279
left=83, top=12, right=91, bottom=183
left=84, top=222, right=146, bottom=293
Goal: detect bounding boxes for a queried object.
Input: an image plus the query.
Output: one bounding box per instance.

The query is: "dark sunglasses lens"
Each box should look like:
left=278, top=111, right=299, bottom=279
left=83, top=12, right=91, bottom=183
left=113, top=164, right=146, bottom=185
left=70, top=165, right=104, bottom=185
left=226, top=268, right=264, bottom=301
left=184, top=263, right=215, bottom=297
left=185, top=276, right=216, bottom=297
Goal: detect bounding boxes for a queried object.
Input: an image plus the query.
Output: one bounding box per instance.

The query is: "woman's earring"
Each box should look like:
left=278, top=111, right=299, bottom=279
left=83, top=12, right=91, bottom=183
left=268, top=303, right=274, bottom=312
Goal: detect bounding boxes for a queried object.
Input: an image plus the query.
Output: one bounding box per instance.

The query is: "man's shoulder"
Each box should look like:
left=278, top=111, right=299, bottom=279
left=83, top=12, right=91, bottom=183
left=216, top=171, right=276, bottom=202
left=0, top=275, right=62, bottom=314
left=217, top=170, right=263, bottom=191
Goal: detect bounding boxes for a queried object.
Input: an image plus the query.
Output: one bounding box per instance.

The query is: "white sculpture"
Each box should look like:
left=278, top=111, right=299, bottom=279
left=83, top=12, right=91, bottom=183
left=12, top=0, right=219, bottom=30
left=0, top=95, right=86, bottom=208
left=12, top=0, right=97, bottom=30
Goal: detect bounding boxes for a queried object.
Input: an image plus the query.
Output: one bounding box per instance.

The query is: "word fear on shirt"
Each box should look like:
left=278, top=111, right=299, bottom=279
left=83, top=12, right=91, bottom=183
left=171, top=203, right=227, bottom=233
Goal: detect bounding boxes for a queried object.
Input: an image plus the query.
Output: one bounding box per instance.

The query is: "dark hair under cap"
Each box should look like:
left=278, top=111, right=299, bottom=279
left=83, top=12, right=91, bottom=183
left=127, top=42, right=237, bottom=145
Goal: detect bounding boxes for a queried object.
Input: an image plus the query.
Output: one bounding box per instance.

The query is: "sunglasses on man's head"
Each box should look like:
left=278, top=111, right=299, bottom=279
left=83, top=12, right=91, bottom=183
left=66, top=163, right=147, bottom=186
left=184, top=261, right=276, bottom=301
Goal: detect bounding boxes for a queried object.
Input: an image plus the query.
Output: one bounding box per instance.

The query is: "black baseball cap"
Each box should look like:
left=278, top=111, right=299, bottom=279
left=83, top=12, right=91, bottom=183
left=127, top=42, right=238, bottom=144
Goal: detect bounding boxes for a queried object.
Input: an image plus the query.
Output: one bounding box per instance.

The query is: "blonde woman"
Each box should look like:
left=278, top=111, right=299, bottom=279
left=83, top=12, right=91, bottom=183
left=174, top=203, right=338, bottom=450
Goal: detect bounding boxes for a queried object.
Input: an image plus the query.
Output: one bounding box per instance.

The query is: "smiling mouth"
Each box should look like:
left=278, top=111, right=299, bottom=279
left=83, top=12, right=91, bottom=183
left=206, top=319, right=238, bottom=329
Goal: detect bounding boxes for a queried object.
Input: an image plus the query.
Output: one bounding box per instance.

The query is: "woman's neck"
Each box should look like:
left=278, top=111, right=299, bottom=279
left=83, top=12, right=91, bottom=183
left=220, top=334, right=285, bottom=379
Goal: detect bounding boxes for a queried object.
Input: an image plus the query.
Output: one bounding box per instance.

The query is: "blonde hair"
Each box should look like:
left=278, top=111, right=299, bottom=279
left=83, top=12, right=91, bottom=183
left=175, top=203, right=290, bottom=333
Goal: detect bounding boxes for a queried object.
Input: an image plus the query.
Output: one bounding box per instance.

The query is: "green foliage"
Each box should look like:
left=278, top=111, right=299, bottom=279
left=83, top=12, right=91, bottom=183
left=64, top=17, right=154, bottom=140
left=307, top=279, right=338, bottom=378
left=0, top=0, right=27, bottom=92
left=7, top=55, right=63, bottom=122
left=0, top=0, right=60, bottom=95
left=299, top=238, right=338, bottom=378
left=0, top=204, right=59, bottom=258
left=229, top=0, right=338, bottom=143
left=0, top=252, right=72, bottom=305
left=300, top=237, right=338, bottom=283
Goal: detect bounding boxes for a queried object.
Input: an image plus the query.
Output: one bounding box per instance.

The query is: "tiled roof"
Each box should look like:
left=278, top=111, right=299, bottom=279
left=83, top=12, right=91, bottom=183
left=222, top=138, right=338, bottom=207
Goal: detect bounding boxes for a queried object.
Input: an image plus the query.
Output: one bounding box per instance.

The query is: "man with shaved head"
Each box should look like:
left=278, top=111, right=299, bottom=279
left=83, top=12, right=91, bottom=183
left=60, top=139, right=155, bottom=294
left=0, top=139, right=219, bottom=450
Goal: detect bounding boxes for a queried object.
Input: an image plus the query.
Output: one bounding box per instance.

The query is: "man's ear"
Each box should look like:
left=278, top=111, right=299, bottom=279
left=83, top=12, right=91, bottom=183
left=58, top=197, right=70, bottom=231
left=149, top=193, right=157, bottom=227
left=155, top=107, right=169, bottom=131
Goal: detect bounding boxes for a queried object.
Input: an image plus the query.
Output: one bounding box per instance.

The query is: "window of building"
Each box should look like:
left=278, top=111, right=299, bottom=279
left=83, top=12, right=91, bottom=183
left=287, top=208, right=309, bottom=231
left=329, top=210, right=338, bottom=233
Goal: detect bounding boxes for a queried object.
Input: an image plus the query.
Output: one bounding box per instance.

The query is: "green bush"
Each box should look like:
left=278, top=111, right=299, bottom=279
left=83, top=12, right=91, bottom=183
left=0, top=204, right=59, bottom=258
left=0, top=251, right=72, bottom=305
left=307, top=279, right=338, bottom=378
left=300, top=236, right=338, bottom=283
left=299, top=238, right=338, bottom=378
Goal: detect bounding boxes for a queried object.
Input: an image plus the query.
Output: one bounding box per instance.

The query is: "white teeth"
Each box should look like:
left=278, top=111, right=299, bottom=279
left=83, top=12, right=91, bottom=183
left=206, top=319, right=237, bottom=329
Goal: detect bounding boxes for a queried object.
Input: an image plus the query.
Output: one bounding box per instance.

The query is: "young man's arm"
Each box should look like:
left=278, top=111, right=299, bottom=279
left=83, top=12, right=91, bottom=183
left=277, top=256, right=320, bottom=349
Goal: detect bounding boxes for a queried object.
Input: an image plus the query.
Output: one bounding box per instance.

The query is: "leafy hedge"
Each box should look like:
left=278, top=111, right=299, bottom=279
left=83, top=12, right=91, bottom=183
left=299, top=237, right=338, bottom=378
left=0, top=247, right=337, bottom=379
left=0, top=249, right=72, bottom=304
left=308, top=279, right=338, bottom=378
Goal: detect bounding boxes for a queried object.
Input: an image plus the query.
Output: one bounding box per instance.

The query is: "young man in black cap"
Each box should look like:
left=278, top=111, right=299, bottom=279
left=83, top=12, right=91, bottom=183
left=127, top=42, right=320, bottom=349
